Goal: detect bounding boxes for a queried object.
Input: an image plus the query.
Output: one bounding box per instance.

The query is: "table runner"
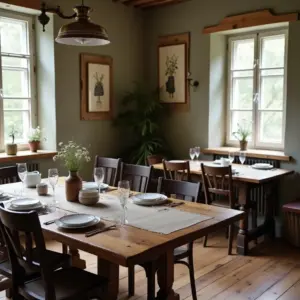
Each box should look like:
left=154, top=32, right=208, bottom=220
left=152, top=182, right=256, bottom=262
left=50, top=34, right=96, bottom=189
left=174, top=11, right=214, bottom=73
left=57, top=194, right=213, bottom=234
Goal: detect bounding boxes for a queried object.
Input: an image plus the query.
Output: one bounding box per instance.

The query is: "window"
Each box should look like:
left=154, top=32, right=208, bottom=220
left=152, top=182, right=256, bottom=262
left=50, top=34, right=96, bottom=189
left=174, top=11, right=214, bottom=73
left=226, top=29, right=287, bottom=149
left=0, top=11, right=36, bottom=151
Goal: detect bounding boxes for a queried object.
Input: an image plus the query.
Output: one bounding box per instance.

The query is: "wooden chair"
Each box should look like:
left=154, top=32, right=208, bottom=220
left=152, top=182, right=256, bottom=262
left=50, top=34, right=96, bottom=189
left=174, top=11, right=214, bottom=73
left=163, top=159, right=191, bottom=181
left=128, top=177, right=200, bottom=300
left=147, top=155, right=164, bottom=192
left=0, top=207, right=108, bottom=299
left=120, top=163, right=152, bottom=193
left=201, top=163, right=235, bottom=255
left=94, top=156, right=121, bottom=187
left=0, top=166, right=20, bottom=184
left=146, top=154, right=164, bottom=166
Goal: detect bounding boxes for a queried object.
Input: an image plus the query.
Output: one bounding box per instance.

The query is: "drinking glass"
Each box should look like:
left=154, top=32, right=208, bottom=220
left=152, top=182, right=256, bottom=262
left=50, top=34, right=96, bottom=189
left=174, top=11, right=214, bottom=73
left=94, top=167, right=105, bottom=193
left=118, top=180, right=130, bottom=225
left=239, top=151, right=246, bottom=165
left=17, top=163, right=27, bottom=196
left=194, top=146, right=201, bottom=160
left=48, top=168, right=59, bottom=208
left=189, top=148, right=196, bottom=161
left=228, top=152, right=235, bottom=164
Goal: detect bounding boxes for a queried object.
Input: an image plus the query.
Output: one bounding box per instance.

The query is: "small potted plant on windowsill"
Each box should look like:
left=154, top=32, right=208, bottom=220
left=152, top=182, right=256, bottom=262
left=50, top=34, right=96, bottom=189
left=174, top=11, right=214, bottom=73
left=233, top=121, right=251, bottom=151
left=6, top=124, right=18, bottom=155
left=28, top=126, right=43, bottom=152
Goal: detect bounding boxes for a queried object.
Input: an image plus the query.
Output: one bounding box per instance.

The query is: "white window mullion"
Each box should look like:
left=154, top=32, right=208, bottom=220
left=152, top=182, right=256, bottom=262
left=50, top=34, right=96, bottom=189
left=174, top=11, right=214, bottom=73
left=253, top=33, right=259, bottom=149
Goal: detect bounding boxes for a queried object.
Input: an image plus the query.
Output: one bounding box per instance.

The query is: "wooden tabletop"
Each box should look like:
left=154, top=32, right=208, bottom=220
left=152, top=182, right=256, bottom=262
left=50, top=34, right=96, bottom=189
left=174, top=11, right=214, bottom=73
left=153, top=160, right=294, bottom=184
left=0, top=182, right=244, bottom=268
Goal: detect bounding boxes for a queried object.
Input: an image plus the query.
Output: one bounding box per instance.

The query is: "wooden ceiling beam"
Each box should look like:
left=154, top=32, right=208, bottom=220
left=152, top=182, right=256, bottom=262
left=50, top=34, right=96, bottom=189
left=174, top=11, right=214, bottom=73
left=115, top=0, right=188, bottom=8
left=0, top=0, right=40, bottom=10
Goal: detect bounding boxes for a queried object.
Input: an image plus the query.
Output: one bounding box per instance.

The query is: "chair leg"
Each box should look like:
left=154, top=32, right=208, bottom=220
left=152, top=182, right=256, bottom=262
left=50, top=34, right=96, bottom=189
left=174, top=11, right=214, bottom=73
left=128, top=266, right=135, bottom=297
left=203, top=235, right=208, bottom=247
left=228, top=225, right=234, bottom=255
left=145, top=262, right=156, bottom=300
left=188, top=253, right=197, bottom=300
left=251, top=204, right=258, bottom=244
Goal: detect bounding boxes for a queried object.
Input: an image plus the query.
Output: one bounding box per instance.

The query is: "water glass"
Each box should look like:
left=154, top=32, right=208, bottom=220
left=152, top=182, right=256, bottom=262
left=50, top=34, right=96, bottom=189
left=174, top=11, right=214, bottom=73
left=189, top=148, right=196, bottom=161
left=194, top=146, right=201, bottom=160
left=17, top=163, right=27, bottom=196
left=239, top=151, right=246, bottom=165
left=228, top=152, right=235, bottom=164
left=94, top=167, right=105, bottom=193
left=118, top=180, right=130, bottom=225
left=48, top=168, right=59, bottom=208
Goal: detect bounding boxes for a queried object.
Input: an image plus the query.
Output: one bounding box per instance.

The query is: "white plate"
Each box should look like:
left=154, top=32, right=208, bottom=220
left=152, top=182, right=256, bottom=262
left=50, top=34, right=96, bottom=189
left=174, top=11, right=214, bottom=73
left=252, top=163, right=273, bottom=170
left=83, top=182, right=109, bottom=190
left=8, top=202, right=44, bottom=211
left=11, top=198, right=40, bottom=208
left=59, top=214, right=96, bottom=228
left=55, top=216, right=100, bottom=229
left=132, top=193, right=168, bottom=206
left=168, top=160, right=186, bottom=163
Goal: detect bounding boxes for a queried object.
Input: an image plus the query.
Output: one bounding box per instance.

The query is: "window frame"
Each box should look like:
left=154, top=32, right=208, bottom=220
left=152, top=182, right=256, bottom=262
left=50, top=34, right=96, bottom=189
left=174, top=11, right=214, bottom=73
left=0, top=9, right=37, bottom=152
left=226, top=28, right=288, bottom=150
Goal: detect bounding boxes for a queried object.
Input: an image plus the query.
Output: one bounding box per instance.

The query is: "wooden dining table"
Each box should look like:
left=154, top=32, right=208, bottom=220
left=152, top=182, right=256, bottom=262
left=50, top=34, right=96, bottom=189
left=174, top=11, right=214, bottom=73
left=0, top=181, right=243, bottom=300
left=153, top=160, right=294, bottom=255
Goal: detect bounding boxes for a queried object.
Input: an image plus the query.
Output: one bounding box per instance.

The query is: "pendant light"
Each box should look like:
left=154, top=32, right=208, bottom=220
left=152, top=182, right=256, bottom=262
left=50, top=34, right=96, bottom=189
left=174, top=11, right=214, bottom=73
left=38, top=1, right=110, bottom=46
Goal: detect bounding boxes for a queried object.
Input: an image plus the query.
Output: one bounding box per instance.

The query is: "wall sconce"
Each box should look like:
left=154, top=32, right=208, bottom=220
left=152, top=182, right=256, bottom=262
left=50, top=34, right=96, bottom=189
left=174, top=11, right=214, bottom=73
left=187, top=72, right=199, bottom=90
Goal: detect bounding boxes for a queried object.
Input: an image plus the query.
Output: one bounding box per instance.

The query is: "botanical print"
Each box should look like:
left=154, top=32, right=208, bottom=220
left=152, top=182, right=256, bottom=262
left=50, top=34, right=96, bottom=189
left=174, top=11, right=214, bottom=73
left=159, top=44, right=186, bottom=103
left=88, top=63, right=110, bottom=112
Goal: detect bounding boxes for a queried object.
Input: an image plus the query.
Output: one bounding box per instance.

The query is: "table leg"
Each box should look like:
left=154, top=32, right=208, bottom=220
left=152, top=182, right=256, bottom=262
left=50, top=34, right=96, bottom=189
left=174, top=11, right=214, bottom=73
left=97, top=257, right=119, bottom=300
left=264, top=182, right=276, bottom=239
left=236, top=183, right=250, bottom=255
left=68, top=248, right=86, bottom=269
left=156, top=250, right=179, bottom=300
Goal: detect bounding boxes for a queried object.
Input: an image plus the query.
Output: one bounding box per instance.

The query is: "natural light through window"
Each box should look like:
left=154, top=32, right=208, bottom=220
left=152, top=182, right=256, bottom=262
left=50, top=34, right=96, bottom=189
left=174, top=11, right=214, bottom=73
left=0, top=11, right=35, bottom=150
left=227, top=30, right=287, bottom=149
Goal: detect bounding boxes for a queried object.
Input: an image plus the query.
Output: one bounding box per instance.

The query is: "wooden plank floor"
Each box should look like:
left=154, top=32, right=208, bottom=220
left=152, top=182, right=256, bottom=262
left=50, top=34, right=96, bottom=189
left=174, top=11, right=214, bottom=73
left=1, top=234, right=300, bottom=299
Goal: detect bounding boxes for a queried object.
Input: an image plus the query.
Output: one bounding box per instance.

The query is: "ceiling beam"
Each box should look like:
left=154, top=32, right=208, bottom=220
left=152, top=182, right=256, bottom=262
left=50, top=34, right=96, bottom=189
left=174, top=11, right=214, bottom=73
left=0, top=0, right=40, bottom=10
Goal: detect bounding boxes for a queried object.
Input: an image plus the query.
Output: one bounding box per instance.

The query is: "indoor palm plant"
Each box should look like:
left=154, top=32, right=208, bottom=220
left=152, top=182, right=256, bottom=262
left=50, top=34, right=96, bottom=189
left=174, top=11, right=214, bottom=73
left=233, top=121, right=252, bottom=150
left=115, top=84, right=170, bottom=165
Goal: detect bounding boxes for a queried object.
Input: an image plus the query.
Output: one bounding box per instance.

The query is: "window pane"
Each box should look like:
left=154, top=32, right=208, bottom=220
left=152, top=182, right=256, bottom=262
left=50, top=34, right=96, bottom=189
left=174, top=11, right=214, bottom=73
left=232, top=76, right=253, bottom=109
left=261, top=35, right=285, bottom=68
left=230, top=111, right=252, bottom=141
left=4, top=111, right=30, bottom=143
left=3, top=99, right=29, bottom=110
left=259, top=111, right=283, bottom=143
left=2, top=69, right=29, bottom=97
left=232, top=39, right=254, bottom=70
left=2, top=56, right=28, bottom=68
left=260, top=76, right=284, bottom=110
left=0, top=17, right=29, bottom=55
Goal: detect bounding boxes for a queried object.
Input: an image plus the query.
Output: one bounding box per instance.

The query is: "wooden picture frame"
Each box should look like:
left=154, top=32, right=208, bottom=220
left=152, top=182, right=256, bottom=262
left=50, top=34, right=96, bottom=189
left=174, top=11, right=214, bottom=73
left=158, top=32, right=190, bottom=111
left=80, top=53, right=113, bottom=120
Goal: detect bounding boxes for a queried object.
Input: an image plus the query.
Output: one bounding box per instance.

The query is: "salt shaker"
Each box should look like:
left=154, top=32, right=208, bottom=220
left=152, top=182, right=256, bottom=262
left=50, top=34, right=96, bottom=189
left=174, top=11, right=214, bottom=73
left=36, top=183, right=48, bottom=196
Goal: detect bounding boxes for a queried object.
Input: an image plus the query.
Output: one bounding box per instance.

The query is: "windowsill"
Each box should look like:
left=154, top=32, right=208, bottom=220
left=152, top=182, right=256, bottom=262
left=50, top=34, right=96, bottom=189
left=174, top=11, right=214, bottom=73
left=202, top=147, right=291, bottom=162
left=0, top=150, right=57, bottom=163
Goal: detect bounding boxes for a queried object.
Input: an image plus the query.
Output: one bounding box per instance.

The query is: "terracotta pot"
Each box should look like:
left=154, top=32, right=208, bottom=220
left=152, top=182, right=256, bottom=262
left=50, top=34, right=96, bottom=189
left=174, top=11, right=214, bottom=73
left=5, top=144, right=17, bottom=155
left=239, top=141, right=248, bottom=151
left=65, top=171, right=82, bottom=202
left=28, top=141, right=40, bottom=152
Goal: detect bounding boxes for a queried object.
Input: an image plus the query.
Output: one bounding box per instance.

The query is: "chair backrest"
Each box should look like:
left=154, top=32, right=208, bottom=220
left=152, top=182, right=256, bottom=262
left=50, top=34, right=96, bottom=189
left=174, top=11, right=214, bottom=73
left=200, top=163, right=234, bottom=208
left=157, top=177, right=200, bottom=202
left=0, top=208, right=56, bottom=297
left=120, top=163, right=152, bottom=193
left=94, top=156, right=122, bottom=187
left=147, top=155, right=164, bottom=166
left=162, top=159, right=191, bottom=181
left=0, top=166, right=19, bottom=185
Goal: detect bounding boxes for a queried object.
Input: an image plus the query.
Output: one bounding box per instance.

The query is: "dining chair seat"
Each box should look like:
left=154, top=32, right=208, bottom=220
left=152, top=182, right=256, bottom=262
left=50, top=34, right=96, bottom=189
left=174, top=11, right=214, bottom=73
left=21, top=267, right=106, bottom=300
left=173, top=245, right=189, bottom=260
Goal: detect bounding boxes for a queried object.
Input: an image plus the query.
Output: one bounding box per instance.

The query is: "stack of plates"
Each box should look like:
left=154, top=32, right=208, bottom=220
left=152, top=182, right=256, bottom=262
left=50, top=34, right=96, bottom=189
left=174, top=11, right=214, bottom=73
left=9, top=198, right=43, bottom=211
left=251, top=163, right=273, bottom=170
left=55, top=214, right=100, bottom=229
left=131, top=193, right=168, bottom=206
left=83, top=182, right=109, bottom=191
left=79, top=189, right=99, bottom=206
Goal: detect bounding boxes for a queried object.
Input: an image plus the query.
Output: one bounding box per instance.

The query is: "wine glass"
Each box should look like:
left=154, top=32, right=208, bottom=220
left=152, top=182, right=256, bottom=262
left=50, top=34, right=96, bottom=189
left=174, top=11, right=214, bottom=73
left=94, top=167, right=105, bottom=193
left=239, top=151, right=246, bottom=165
left=118, top=180, right=130, bottom=225
left=228, top=152, right=235, bottom=164
left=194, top=146, right=201, bottom=160
left=48, top=168, right=59, bottom=208
left=189, top=148, right=196, bottom=161
left=17, top=163, right=27, bottom=196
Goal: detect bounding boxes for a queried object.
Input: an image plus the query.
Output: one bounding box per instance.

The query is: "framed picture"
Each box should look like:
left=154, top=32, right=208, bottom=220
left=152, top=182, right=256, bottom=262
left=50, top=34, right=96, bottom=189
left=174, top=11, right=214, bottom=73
left=80, top=53, right=113, bottom=120
left=158, top=32, right=190, bottom=110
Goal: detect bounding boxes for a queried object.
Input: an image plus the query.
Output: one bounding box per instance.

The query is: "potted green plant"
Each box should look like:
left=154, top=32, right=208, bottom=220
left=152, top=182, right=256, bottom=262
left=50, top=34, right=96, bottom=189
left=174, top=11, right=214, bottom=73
left=53, top=141, right=91, bottom=202
left=115, top=84, right=170, bottom=165
left=28, top=126, right=42, bottom=152
left=233, top=122, right=252, bottom=151
left=5, top=124, right=17, bottom=155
